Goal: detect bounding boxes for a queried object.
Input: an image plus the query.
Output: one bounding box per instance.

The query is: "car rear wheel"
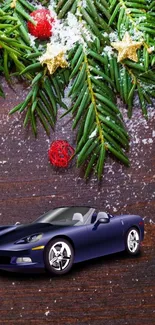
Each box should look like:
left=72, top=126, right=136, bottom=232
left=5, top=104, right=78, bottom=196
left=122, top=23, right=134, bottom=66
left=44, top=238, right=74, bottom=275
left=126, top=228, right=140, bottom=255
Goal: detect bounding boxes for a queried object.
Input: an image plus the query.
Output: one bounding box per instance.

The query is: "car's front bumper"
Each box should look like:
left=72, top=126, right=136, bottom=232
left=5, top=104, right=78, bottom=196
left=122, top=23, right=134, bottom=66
left=0, top=248, right=45, bottom=273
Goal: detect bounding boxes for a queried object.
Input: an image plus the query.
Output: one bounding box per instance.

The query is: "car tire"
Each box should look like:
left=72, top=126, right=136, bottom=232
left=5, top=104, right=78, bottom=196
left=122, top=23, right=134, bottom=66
left=44, top=238, right=74, bottom=275
left=126, top=227, right=140, bottom=255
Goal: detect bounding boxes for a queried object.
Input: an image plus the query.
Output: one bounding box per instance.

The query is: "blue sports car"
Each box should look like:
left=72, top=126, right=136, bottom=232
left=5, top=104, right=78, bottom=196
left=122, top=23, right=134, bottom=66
left=0, top=207, right=144, bottom=275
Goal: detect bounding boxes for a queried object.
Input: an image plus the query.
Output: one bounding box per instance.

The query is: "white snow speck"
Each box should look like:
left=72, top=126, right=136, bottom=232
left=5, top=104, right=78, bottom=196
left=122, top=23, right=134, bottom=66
left=89, top=128, right=97, bottom=139
left=45, top=311, right=50, bottom=316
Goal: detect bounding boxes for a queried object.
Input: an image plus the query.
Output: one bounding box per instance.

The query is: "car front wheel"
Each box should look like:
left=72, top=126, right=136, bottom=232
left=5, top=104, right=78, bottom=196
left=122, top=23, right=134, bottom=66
left=126, top=228, right=140, bottom=255
left=44, top=238, right=74, bottom=275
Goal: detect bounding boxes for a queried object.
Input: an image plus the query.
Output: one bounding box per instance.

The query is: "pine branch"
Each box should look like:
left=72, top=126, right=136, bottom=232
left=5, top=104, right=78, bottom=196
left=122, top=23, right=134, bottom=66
left=9, top=73, right=55, bottom=135
left=60, top=1, right=129, bottom=178
left=9, top=64, right=70, bottom=135
left=0, top=7, right=33, bottom=78
left=0, top=0, right=71, bottom=136
left=99, top=0, right=155, bottom=117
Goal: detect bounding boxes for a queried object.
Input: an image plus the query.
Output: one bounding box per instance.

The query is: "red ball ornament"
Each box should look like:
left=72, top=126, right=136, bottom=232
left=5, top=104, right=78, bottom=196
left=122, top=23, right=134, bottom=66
left=27, top=9, right=54, bottom=40
left=48, top=140, right=75, bottom=168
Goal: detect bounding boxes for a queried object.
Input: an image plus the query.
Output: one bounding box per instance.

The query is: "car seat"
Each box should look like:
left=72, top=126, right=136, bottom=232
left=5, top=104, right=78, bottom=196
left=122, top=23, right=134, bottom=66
left=72, top=213, right=83, bottom=225
left=96, top=212, right=108, bottom=222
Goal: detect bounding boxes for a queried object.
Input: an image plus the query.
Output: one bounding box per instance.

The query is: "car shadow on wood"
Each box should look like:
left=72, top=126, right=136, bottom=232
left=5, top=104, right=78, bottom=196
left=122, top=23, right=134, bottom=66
left=71, top=250, right=143, bottom=274
left=0, top=250, right=143, bottom=281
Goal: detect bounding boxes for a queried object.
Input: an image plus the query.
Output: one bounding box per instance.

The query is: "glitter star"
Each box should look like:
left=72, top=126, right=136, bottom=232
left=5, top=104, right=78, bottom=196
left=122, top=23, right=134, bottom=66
left=111, top=32, right=143, bottom=62
left=39, top=43, right=68, bottom=75
left=42, top=52, right=68, bottom=74
left=10, top=0, right=17, bottom=8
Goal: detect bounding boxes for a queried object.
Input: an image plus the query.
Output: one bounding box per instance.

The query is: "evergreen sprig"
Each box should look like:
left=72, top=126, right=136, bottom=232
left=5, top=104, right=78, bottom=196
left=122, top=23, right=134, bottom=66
left=66, top=41, right=129, bottom=178
left=107, top=0, right=155, bottom=117
left=0, top=0, right=155, bottom=178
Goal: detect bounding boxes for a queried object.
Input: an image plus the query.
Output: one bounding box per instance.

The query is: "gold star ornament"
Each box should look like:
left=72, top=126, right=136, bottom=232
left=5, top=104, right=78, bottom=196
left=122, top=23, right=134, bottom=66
left=39, top=43, right=68, bottom=75
left=10, top=0, right=17, bottom=8
left=111, top=32, right=143, bottom=62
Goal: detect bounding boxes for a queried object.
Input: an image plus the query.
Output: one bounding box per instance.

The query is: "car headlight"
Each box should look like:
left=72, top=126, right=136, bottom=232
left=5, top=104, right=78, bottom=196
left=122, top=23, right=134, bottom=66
left=15, top=233, right=43, bottom=244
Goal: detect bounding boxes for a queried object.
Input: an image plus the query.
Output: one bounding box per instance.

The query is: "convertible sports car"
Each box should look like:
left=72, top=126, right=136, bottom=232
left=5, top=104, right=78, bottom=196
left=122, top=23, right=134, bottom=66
left=0, top=207, right=144, bottom=275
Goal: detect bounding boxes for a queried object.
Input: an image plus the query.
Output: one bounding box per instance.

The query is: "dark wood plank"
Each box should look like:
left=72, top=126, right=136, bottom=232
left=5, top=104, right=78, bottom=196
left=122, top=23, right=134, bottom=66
left=0, top=77, right=155, bottom=324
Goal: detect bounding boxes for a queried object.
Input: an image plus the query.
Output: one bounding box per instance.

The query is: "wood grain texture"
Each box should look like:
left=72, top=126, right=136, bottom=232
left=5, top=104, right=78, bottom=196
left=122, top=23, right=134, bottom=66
left=0, top=77, right=155, bottom=325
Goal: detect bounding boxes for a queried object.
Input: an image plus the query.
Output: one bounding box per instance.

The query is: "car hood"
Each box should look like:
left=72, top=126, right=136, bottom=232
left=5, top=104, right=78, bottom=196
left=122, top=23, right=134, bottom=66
left=0, top=223, right=60, bottom=244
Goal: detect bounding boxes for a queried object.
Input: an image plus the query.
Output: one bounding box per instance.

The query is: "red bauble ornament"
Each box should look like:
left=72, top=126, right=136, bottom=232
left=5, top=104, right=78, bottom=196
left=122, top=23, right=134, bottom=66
left=27, top=9, right=54, bottom=40
left=48, top=140, right=75, bottom=168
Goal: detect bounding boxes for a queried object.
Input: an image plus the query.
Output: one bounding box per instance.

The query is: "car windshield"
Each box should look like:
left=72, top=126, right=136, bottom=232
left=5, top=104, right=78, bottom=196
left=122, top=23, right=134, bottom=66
left=33, top=207, right=95, bottom=226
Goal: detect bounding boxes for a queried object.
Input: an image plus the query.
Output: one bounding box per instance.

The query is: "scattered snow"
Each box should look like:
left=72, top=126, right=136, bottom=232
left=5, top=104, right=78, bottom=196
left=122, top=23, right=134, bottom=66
left=35, top=3, right=44, bottom=9
left=94, top=76, right=103, bottom=80
left=142, top=138, right=153, bottom=145
left=49, top=0, right=57, bottom=10
left=39, top=43, right=66, bottom=61
left=132, top=30, right=144, bottom=41
left=103, top=46, right=114, bottom=57
left=50, top=12, right=93, bottom=51
left=149, top=219, right=155, bottom=225
left=103, top=32, right=109, bottom=38
left=28, top=34, right=37, bottom=48
left=109, top=32, right=119, bottom=42
left=45, top=311, right=50, bottom=316
left=89, top=128, right=97, bottom=139
left=82, top=0, right=87, bottom=7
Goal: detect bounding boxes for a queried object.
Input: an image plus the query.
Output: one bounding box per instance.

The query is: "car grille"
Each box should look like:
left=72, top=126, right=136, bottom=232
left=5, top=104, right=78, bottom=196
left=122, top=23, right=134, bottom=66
left=0, top=256, right=11, bottom=264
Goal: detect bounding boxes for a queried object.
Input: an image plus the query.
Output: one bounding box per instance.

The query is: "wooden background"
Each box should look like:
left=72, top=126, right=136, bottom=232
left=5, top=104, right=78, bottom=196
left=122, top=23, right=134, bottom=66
left=0, top=77, right=155, bottom=324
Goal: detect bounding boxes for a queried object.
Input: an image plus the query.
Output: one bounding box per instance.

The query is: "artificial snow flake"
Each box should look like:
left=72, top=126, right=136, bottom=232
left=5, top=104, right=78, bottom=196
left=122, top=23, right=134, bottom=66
left=109, top=32, right=119, bottom=42
left=28, top=34, right=37, bottom=49
left=103, top=32, right=108, bottom=38
left=132, top=30, right=144, bottom=41
left=142, top=138, right=153, bottom=145
left=49, top=0, right=57, bottom=10
left=45, top=310, right=50, bottom=316
left=39, top=42, right=65, bottom=59
left=94, top=76, right=103, bottom=79
left=48, top=12, right=93, bottom=52
left=82, top=0, right=87, bottom=7
left=103, top=46, right=114, bottom=57
left=89, top=128, right=97, bottom=139
left=148, top=138, right=153, bottom=144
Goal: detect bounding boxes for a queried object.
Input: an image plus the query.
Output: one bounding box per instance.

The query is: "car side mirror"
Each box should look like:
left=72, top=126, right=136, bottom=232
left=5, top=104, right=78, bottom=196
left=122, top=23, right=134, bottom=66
left=98, top=217, right=110, bottom=224
left=92, top=216, right=110, bottom=230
